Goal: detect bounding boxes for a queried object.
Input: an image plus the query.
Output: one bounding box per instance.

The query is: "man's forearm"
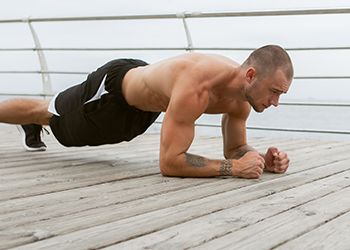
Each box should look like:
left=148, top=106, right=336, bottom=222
left=184, top=153, right=233, bottom=176
left=161, top=153, right=235, bottom=177
left=161, top=151, right=264, bottom=179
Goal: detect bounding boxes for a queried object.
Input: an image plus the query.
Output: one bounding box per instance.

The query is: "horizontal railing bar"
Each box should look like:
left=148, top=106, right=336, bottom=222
left=278, top=102, right=350, bottom=107
left=0, top=70, right=89, bottom=74
left=1, top=70, right=350, bottom=80
left=194, top=124, right=350, bottom=135
left=0, top=91, right=348, bottom=108
left=1, top=8, right=350, bottom=23
left=154, top=121, right=350, bottom=135
left=246, top=126, right=350, bottom=135
left=1, top=46, right=350, bottom=52
left=294, top=76, right=350, bottom=79
left=0, top=93, right=54, bottom=97
left=0, top=48, right=190, bottom=51
left=186, top=8, right=350, bottom=18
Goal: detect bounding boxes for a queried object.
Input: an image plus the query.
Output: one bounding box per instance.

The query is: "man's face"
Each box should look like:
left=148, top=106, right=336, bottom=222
left=245, top=69, right=291, bottom=113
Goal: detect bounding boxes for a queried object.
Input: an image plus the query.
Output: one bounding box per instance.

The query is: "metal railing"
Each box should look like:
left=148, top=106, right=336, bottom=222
left=1, top=7, right=350, bottom=136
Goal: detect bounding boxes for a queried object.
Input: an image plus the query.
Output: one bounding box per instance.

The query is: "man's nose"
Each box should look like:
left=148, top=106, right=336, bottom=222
left=270, top=95, right=279, bottom=107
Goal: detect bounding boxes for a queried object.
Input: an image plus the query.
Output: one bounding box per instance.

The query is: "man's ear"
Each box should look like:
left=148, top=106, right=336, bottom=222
left=246, top=67, right=256, bottom=84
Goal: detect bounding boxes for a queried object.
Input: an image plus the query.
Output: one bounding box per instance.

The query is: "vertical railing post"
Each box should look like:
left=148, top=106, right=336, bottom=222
left=176, top=12, right=194, bottom=52
left=22, top=17, right=53, bottom=100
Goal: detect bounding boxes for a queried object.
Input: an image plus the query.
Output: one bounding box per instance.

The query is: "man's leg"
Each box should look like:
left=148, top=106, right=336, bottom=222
left=0, top=98, right=53, bottom=151
left=0, top=98, right=51, bottom=125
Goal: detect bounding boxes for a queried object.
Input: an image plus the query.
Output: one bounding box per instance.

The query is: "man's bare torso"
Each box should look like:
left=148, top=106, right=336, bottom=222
left=121, top=53, right=247, bottom=114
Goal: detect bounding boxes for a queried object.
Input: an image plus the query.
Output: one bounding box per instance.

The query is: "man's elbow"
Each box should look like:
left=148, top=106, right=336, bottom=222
left=160, top=164, right=170, bottom=176
left=159, top=158, right=174, bottom=177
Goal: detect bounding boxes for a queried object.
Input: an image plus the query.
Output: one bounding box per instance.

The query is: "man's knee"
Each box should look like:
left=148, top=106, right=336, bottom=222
left=32, top=100, right=52, bottom=125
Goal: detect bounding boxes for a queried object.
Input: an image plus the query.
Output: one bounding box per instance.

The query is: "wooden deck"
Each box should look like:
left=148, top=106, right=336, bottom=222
left=1, top=125, right=350, bottom=250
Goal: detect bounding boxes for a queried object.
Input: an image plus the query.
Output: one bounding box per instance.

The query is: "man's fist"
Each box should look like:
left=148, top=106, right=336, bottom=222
left=264, top=147, right=290, bottom=174
left=234, top=151, right=265, bottom=179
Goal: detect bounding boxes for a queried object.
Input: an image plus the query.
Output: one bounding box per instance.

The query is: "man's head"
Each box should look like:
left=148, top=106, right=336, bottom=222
left=242, top=45, right=294, bottom=112
left=242, top=45, right=294, bottom=81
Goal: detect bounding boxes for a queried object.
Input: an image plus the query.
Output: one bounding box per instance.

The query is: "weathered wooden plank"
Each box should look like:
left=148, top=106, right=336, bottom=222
left=286, top=141, right=350, bottom=166
left=2, top=125, right=350, bottom=250
left=2, top=138, right=348, bottom=204
left=0, top=168, right=160, bottom=201
left=1, top=139, right=348, bottom=219
left=0, top=137, right=161, bottom=166
left=0, top=178, right=258, bottom=249
left=0, top=176, right=222, bottom=223
left=107, top=170, right=350, bottom=249
left=1, top=139, right=348, bottom=211
left=5, top=135, right=342, bottom=204
left=0, top=175, right=214, bottom=214
left=6, top=158, right=350, bottom=250
left=193, top=186, right=350, bottom=250
left=0, top=143, right=237, bottom=201
left=0, top=133, right=226, bottom=172
left=276, top=209, right=350, bottom=249
left=0, top=148, right=159, bottom=177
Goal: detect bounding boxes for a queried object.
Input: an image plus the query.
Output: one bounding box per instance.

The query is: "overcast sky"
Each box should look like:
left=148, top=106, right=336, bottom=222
left=0, top=0, right=350, bottom=101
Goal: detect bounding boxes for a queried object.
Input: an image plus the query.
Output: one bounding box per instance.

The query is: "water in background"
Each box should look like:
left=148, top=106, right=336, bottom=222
left=147, top=104, right=350, bottom=141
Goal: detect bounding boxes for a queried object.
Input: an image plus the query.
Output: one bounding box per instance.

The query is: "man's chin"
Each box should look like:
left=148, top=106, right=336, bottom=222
left=252, top=106, right=265, bottom=113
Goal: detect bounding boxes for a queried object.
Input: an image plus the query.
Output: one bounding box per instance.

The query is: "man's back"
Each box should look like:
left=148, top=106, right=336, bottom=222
left=121, top=53, right=241, bottom=113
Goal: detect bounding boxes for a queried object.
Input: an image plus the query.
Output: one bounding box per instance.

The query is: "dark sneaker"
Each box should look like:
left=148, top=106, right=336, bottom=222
left=16, top=124, right=47, bottom=151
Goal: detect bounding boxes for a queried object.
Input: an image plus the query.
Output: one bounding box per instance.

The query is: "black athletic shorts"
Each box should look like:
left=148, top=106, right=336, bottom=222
left=48, top=59, right=161, bottom=147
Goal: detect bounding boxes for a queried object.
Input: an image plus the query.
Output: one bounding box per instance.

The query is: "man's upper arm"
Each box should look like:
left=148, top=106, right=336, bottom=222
left=222, top=101, right=251, bottom=159
left=159, top=84, right=209, bottom=174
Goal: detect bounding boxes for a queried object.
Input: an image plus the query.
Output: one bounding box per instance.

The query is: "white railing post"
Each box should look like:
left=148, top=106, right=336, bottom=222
left=176, top=12, right=194, bottom=52
left=22, top=17, right=53, bottom=100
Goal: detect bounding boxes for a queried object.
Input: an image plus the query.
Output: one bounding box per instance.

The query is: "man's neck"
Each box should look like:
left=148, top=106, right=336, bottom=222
left=216, top=66, right=247, bottom=102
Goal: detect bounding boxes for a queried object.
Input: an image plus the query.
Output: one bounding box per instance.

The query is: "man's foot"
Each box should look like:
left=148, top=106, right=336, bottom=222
left=16, top=124, right=47, bottom=151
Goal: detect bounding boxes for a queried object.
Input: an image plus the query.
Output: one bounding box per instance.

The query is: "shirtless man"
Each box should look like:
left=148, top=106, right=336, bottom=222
left=0, top=45, right=293, bottom=179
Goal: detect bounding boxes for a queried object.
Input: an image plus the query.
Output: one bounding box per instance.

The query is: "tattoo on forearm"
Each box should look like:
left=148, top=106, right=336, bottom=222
left=231, top=145, right=257, bottom=159
left=184, top=153, right=207, bottom=168
left=220, top=160, right=233, bottom=176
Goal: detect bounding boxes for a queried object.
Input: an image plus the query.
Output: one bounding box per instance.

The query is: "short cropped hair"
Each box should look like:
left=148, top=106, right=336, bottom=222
left=242, top=45, right=294, bottom=81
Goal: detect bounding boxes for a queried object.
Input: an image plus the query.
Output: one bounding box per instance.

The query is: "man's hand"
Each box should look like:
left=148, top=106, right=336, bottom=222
left=264, top=147, right=290, bottom=174
left=233, top=152, right=265, bottom=179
